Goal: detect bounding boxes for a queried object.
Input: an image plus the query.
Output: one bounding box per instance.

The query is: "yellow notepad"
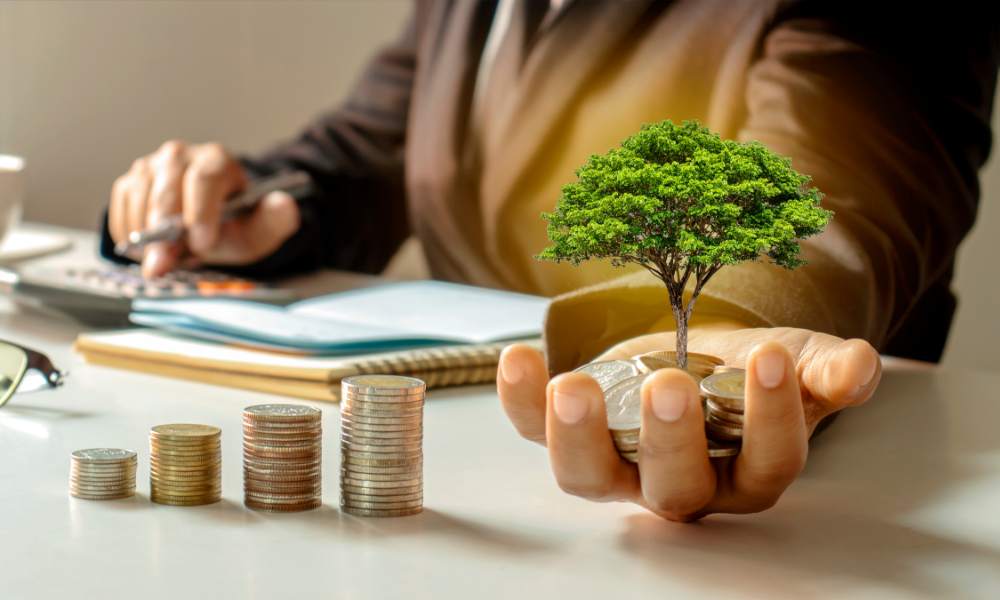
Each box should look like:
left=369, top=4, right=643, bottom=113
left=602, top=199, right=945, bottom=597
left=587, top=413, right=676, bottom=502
left=75, top=329, right=538, bottom=402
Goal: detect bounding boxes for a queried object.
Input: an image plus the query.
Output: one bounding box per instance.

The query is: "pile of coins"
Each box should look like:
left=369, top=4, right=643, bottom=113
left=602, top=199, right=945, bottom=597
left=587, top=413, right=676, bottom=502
left=340, top=375, right=424, bottom=517
left=701, top=368, right=746, bottom=445
left=149, top=424, right=222, bottom=506
left=69, top=448, right=137, bottom=500
left=575, top=351, right=742, bottom=462
left=243, top=404, right=322, bottom=512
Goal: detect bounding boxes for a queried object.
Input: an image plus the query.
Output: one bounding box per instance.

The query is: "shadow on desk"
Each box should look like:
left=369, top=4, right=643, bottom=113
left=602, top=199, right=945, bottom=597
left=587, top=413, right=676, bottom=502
left=617, top=367, right=1000, bottom=596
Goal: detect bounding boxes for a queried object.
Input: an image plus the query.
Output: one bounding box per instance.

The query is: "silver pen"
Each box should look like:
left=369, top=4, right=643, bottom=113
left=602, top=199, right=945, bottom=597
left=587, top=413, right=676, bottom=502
left=113, top=170, right=313, bottom=256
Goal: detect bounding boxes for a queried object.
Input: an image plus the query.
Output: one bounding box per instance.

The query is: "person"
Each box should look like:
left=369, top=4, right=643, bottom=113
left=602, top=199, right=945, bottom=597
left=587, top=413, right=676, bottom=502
left=102, top=1, right=999, bottom=521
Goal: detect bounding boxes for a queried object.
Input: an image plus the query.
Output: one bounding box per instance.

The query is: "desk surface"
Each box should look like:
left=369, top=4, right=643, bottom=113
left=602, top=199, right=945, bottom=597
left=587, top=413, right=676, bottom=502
left=2, top=225, right=1000, bottom=599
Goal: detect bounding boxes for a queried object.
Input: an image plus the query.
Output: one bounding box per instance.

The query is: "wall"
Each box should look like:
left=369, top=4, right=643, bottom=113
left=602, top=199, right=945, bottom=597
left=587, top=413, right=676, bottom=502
left=0, top=0, right=996, bottom=369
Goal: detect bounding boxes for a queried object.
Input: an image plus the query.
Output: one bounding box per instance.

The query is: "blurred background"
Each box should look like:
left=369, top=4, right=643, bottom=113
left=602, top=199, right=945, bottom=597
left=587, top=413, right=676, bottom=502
left=1, top=1, right=997, bottom=370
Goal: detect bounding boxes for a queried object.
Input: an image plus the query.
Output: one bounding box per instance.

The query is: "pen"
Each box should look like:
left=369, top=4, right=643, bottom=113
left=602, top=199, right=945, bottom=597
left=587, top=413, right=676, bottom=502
left=113, top=170, right=313, bottom=256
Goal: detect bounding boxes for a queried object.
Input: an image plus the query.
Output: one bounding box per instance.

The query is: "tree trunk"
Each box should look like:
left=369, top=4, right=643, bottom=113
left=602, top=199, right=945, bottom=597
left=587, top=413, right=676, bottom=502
left=671, top=303, right=688, bottom=370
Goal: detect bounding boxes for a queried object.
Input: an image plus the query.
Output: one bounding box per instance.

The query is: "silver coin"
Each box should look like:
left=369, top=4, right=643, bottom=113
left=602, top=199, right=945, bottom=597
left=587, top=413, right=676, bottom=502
left=71, top=448, right=137, bottom=463
left=707, top=439, right=741, bottom=458
left=341, top=375, right=426, bottom=396
left=604, top=374, right=646, bottom=430
left=700, top=371, right=745, bottom=403
left=243, top=404, right=322, bottom=420
left=573, top=360, right=640, bottom=393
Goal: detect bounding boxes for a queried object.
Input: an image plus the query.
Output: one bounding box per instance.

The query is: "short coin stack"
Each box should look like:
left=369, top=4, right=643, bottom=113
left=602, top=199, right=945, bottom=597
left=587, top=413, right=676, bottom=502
left=576, top=351, right=730, bottom=462
left=149, top=424, right=222, bottom=506
left=340, top=375, right=424, bottom=517
left=243, top=404, right=322, bottom=512
left=69, top=448, right=137, bottom=500
left=700, top=368, right=746, bottom=456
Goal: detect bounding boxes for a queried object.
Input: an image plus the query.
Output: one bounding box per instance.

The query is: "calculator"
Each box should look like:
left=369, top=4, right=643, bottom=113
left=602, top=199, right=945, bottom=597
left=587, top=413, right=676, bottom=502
left=0, top=264, right=295, bottom=326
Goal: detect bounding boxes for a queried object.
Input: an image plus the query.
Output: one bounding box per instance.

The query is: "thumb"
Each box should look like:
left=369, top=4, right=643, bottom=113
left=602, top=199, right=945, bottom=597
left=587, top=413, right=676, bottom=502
left=204, top=191, right=300, bottom=265
left=798, top=334, right=881, bottom=410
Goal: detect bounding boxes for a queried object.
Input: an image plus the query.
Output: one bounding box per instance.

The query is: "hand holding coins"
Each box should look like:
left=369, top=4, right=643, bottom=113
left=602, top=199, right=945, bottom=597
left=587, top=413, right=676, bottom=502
left=574, top=351, right=744, bottom=462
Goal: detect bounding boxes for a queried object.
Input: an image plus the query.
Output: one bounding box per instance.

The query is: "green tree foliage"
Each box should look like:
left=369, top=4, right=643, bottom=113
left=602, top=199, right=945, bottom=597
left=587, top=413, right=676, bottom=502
left=539, top=120, right=832, bottom=368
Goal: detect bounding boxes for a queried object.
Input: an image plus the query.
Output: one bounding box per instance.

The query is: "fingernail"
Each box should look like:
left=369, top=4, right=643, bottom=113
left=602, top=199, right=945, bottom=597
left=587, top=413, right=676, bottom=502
left=553, top=389, right=590, bottom=425
left=755, top=349, right=786, bottom=389
left=499, top=356, right=523, bottom=385
left=651, top=381, right=689, bottom=423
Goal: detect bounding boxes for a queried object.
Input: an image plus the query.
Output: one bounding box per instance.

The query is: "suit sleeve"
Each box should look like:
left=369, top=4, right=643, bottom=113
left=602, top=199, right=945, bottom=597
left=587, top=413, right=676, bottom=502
left=544, top=8, right=998, bottom=373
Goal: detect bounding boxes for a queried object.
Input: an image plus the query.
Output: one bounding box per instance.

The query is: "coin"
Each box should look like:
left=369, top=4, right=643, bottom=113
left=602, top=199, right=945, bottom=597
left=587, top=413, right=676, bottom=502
left=340, top=505, right=423, bottom=518
left=245, top=498, right=322, bottom=512
left=700, top=371, right=745, bottom=411
left=340, top=421, right=422, bottom=434
left=243, top=404, right=321, bottom=421
left=71, top=448, right=137, bottom=463
left=604, top=374, right=645, bottom=430
left=341, top=374, right=426, bottom=396
left=341, top=482, right=422, bottom=494
left=573, top=360, right=640, bottom=393
left=340, top=498, right=424, bottom=510
left=341, top=490, right=424, bottom=502
left=707, top=439, right=740, bottom=458
left=340, top=468, right=421, bottom=482
left=151, top=423, right=221, bottom=439
left=71, top=491, right=135, bottom=501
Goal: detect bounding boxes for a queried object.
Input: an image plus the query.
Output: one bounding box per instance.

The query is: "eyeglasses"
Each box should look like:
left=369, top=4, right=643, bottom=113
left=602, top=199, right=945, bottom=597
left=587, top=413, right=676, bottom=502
left=0, top=340, right=66, bottom=408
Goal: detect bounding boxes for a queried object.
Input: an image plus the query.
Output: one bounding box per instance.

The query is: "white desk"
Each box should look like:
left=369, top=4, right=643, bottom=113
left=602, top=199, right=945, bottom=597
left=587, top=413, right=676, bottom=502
left=1, top=226, right=999, bottom=599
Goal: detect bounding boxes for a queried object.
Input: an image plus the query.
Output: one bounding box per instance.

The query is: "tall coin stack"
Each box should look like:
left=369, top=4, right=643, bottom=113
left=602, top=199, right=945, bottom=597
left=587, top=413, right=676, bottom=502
left=69, top=448, right=137, bottom=500
left=700, top=368, right=745, bottom=457
left=149, top=424, right=222, bottom=506
left=242, top=404, right=322, bottom=512
left=340, top=375, right=424, bottom=517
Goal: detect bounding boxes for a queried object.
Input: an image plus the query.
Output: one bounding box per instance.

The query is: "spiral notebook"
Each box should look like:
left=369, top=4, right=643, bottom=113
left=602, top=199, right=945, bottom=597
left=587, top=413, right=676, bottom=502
left=74, top=329, right=542, bottom=402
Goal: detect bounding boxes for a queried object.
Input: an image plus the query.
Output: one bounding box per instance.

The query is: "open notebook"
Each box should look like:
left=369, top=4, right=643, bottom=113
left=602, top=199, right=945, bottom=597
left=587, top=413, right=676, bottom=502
left=130, top=280, right=549, bottom=354
left=75, top=329, right=542, bottom=402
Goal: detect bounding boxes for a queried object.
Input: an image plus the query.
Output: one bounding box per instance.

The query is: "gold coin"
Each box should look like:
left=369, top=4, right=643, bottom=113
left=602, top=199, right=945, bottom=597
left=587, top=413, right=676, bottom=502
left=244, top=493, right=321, bottom=504
left=151, top=423, right=221, bottom=437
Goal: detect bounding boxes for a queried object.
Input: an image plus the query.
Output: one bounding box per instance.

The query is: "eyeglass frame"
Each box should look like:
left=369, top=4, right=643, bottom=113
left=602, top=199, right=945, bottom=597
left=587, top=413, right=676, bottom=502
left=0, top=339, right=66, bottom=408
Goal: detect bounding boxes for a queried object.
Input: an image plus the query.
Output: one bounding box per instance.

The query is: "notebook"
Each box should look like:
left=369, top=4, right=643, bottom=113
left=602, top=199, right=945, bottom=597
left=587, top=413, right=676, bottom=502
left=130, top=280, right=549, bottom=354
left=75, top=329, right=541, bottom=402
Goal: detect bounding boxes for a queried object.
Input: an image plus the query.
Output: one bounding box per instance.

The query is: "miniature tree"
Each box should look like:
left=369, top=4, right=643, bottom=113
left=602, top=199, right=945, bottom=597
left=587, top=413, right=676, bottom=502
left=539, top=120, right=832, bottom=369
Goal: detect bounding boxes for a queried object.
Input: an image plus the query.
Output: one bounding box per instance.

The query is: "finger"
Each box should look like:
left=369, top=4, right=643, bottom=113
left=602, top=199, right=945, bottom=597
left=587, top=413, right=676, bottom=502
left=205, top=191, right=299, bottom=264
left=799, top=335, right=881, bottom=409
left=726, top=341, right=807, bottom=513
left=638, top=368, right=716, bottom=520
left=182, top=144, right=244, bottom=254
left=546, top=373, right=639, bottom=502
left=497, top=344, right=549, bottom=445
left=124, top=160, right=152, bottom=238
left=140, top=152, right=188, bottom=277
left=108, top=175, right=130, bottom=244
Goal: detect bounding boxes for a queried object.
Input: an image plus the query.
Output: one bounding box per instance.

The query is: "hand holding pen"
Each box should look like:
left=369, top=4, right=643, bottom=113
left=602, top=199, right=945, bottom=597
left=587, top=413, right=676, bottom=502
left=107, top=141, right=312, bottom=278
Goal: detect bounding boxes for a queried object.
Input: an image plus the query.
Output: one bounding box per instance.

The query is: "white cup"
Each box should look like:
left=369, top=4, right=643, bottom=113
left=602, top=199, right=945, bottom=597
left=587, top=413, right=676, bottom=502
left=0, top=155, right=25, bottom=245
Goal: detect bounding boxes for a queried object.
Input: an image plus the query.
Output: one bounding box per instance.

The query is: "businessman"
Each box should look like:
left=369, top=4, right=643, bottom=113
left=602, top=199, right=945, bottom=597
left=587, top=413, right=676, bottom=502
left=104, top=1, right=998, bottom=520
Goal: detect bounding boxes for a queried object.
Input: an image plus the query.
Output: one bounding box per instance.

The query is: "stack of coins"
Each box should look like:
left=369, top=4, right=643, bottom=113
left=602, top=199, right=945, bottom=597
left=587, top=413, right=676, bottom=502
left=577, top=351, right=729, bottom=463
left=149, top=424, right=222, bottom=506
left=69, top=448, right=137, bottom=500
left=340, top=375, right=424, bottom=517
left=700, top=369, right=745, bottom=457
left=243, top=404, right=322, bottom=512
